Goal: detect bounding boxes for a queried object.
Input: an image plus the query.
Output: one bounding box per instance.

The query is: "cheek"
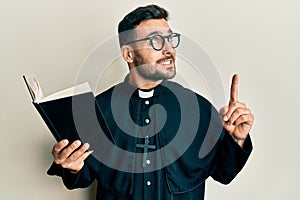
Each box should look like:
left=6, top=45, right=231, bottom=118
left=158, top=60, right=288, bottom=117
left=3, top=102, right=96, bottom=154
left=135, top=42, right=151, bottom=51
left=138, top=49, right=161, bottom=63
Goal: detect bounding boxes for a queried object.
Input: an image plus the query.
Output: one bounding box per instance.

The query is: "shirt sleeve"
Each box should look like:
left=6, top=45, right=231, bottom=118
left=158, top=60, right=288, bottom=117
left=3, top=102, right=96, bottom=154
left=211, top=131, right=253, bottom=184
left=47, top=156, right=95, bottom=190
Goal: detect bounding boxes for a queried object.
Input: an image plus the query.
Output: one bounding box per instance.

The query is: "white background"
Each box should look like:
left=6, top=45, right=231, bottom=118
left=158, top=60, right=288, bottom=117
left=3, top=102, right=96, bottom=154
left=0, top=0, right=299, bottom=199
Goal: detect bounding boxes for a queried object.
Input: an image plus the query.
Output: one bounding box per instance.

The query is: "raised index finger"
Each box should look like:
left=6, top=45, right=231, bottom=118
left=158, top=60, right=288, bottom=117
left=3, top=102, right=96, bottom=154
left=229, top=74, right=239, bottom=103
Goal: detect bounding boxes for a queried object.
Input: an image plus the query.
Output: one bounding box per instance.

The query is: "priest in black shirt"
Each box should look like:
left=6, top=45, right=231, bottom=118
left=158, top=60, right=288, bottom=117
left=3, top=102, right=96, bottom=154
left=48, top=4, right=254, bottom=200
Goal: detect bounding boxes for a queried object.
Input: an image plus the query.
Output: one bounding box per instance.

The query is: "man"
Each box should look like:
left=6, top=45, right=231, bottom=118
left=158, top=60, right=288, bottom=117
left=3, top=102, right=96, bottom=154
left=48, top=4, right=254, bottom=200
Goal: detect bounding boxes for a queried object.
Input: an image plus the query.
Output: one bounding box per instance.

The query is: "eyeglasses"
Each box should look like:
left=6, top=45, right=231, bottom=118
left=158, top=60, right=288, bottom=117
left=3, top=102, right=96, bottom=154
left=127, top=32, right=181, bottom=51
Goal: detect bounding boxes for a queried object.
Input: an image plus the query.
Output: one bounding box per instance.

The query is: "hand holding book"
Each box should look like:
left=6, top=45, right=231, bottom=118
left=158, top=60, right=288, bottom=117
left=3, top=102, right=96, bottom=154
left=52, top=139, right=93, bottom=173
left=23, top=75, right=101, bottom=172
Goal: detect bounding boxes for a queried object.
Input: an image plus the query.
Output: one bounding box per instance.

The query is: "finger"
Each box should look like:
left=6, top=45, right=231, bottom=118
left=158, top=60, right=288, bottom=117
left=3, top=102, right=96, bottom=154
left=228, top=107, right=251, bottom=126
left=66, top=150, right=94, bottom=172
left=219, top=106, right=228, bottom=115
left=224, top=101, right=246, bottom=122
left=234, top=113, right=254, bottom=127
left=61, top=145, right=92, bottom=171
left=229, top=74, right=239, bottom=103
left=67, top=143, right=90, bottom=162
left=78, top=149, right=93, bottom=162
left=219, top=106, right=228, bottom=121
left=54, top=140, right=82, bottom=164
left=72, top=150, right=94, bottom=168
left=52, top=139, right=69, bottom=157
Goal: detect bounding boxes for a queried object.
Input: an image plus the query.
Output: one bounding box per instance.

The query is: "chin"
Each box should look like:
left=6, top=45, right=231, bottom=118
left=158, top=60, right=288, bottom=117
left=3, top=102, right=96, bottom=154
left=166, top=67, right=176, bottom=78
left=162, top=71, right=176, bottom=80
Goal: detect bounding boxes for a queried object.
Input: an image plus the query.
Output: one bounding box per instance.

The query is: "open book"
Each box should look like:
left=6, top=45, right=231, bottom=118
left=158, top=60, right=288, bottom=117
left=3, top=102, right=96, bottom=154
left=23, top=75, right=108, bottom=143
left=23, top=75, right=92, bottom=103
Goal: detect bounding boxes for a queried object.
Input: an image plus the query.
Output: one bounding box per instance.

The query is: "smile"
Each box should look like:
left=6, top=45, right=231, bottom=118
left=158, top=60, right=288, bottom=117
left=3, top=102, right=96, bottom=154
left=159, top=59, right=173, bottom=66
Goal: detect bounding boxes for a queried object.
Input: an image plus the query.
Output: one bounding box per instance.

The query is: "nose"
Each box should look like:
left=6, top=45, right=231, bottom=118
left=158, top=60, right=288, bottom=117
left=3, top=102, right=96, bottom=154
left=162, top=39, right=176, bottom=56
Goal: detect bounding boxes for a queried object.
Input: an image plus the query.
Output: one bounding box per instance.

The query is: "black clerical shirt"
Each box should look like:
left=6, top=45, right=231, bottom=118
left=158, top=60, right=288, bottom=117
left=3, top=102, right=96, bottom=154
left=47, top=79, right=252, bottom=200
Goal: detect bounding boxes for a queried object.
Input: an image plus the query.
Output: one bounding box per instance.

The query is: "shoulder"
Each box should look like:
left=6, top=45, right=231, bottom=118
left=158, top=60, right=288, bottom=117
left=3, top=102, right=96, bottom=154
left=166, top=81, right=214, bottom=109
left=95, top=82, right=127, bottom=101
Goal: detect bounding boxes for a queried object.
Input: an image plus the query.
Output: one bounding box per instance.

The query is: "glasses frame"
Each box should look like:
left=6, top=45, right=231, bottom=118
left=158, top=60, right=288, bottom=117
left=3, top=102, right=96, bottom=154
left=127, top=32, right=181, bottom=51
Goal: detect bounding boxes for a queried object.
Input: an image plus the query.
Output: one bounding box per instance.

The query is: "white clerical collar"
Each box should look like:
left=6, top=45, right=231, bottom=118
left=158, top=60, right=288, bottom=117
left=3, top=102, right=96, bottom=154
left=138, top=89, right=154, bottom=98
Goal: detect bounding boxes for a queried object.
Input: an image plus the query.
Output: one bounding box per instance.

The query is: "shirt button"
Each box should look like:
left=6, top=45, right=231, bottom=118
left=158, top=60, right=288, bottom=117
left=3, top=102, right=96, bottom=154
left=145, top=100, right=150, bottom=105
left=145, top=118, right=150, bottom=124
left=146, top=181, right=151, bottom=186
left=146, top=160, right=151, bottom=165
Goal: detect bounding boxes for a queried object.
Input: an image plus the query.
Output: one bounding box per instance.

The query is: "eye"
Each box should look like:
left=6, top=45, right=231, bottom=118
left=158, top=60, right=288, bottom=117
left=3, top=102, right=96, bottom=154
left=151, top=35, right=161, bottom=44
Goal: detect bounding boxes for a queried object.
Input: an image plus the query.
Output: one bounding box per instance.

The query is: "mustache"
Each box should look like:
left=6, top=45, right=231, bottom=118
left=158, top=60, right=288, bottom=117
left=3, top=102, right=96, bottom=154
left=156, top=55, right=175, bottom=64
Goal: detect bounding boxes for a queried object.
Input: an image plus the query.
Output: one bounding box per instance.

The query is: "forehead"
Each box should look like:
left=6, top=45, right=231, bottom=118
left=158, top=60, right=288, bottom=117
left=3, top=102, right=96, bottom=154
left=135, top=19, right=172, bottom=36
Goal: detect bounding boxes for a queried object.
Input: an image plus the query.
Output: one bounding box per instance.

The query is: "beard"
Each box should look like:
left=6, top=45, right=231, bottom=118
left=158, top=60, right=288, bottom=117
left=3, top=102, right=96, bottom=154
left=133, top=50, right=176, bottom=81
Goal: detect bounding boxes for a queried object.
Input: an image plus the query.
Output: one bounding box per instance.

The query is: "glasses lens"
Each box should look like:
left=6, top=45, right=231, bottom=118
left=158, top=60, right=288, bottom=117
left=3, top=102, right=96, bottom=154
left=150, top=35, right=164, bottom=50
left=169, top=33, right=180, bottom=48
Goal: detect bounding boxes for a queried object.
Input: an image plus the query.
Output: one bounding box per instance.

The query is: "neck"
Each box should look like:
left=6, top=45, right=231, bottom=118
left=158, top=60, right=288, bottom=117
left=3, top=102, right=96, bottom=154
left=128, top=73, right=162, bottom=90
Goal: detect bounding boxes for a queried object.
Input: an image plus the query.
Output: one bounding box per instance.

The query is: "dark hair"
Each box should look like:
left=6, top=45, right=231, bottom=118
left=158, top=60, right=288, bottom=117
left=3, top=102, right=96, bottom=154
left=118, top=4, right=169, bottom=47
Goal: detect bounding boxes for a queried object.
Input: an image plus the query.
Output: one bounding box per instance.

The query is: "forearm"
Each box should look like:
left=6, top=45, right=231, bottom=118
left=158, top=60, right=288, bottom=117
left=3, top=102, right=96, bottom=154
left=212, top=132, right=253, bottom=184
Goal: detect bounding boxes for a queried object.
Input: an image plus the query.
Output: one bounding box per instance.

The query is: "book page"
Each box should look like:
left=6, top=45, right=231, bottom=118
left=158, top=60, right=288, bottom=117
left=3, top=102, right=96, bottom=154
left=40, top=82, right=92, bottom=103
left=23, top=75, right=92, bottom=103
left=23, top=75, right=45, bottom=102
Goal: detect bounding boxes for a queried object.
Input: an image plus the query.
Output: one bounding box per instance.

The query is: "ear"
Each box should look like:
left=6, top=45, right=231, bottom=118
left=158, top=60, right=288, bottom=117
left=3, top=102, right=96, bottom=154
left=121, top=45, right=134, bottom=63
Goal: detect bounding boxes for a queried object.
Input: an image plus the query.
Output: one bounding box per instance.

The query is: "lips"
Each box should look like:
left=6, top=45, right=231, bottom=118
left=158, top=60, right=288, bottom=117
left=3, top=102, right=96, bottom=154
left=157, top=56, right=174, bottom=66
left=160, top=59, right=172, bottom=65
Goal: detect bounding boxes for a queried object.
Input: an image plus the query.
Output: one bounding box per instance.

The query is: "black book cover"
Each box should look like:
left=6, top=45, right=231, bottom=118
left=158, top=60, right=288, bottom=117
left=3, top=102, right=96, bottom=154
left=33, top=92, right=94, bottom=142
left=23, top=75, right=112, bottom=144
